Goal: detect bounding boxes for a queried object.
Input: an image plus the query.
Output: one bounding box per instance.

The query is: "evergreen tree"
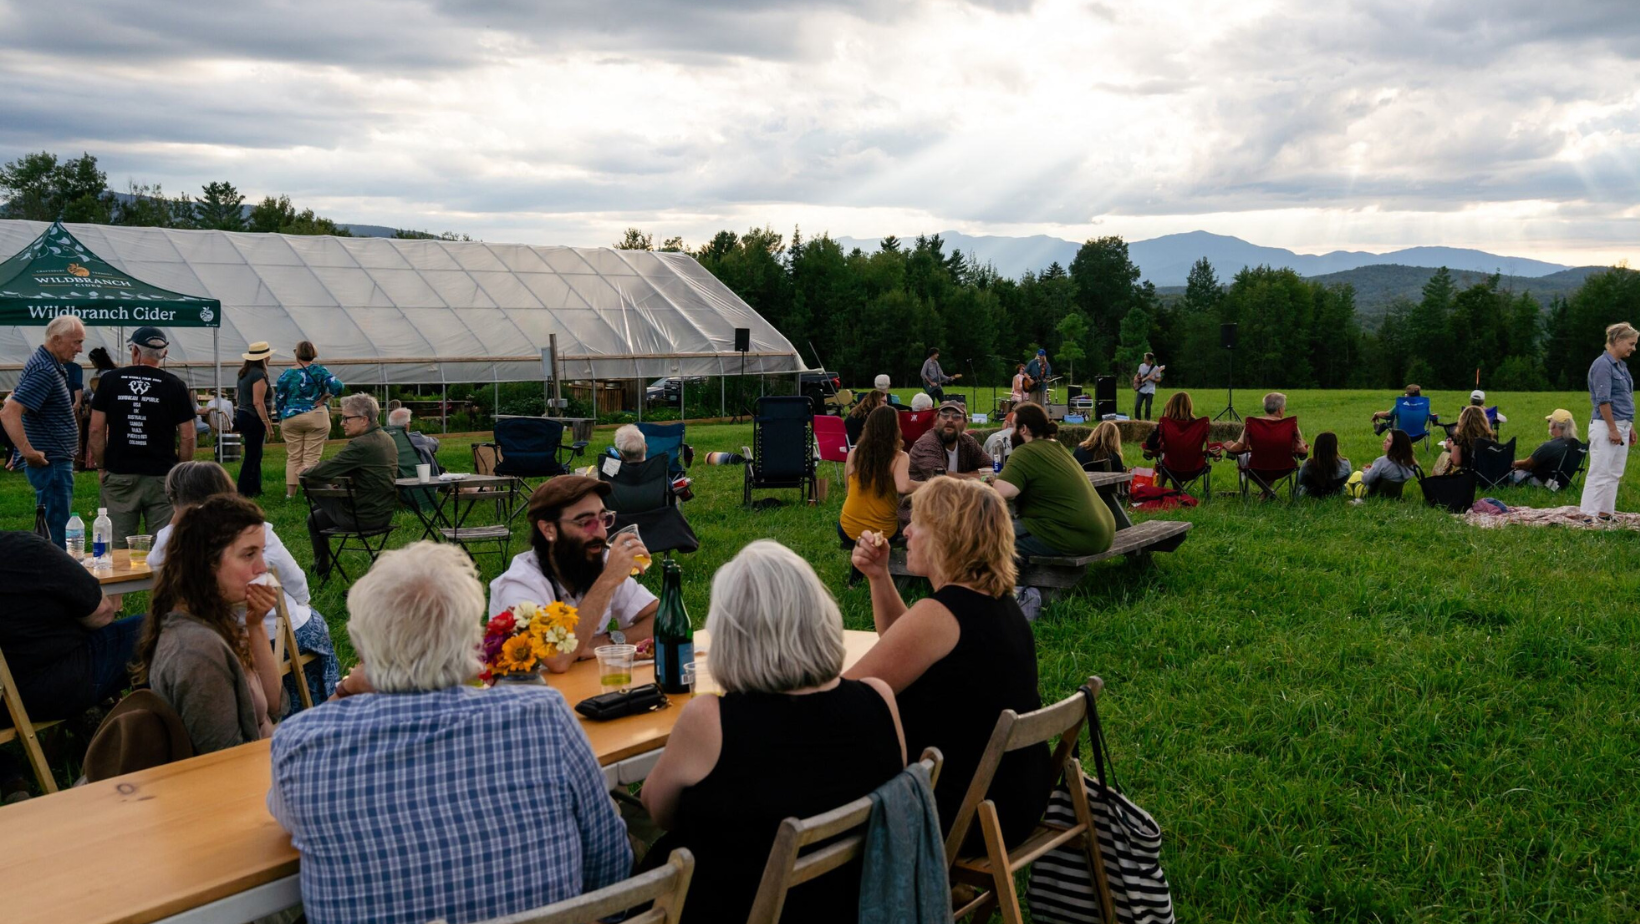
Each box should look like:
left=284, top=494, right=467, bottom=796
left=195, top=181, right=246, bottom=231
left=614, top=228, right=652, bottom=250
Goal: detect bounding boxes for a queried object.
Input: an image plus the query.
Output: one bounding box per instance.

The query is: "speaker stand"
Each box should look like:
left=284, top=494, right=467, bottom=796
left=1213, top=349, right=1241, bottom=422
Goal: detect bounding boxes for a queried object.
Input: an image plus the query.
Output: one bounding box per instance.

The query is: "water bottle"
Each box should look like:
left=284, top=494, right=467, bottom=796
left=92, top=507, right=113, bottom=568
left=992, top=450, right=1003, bottom=473
left=65, top=513, right=85, bottom=562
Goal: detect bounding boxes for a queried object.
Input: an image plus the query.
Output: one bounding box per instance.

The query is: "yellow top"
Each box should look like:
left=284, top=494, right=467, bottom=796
left=839, top=470, right=900, bottom=540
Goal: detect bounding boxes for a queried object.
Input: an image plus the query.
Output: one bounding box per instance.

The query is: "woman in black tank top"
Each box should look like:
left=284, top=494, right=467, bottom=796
left=845, top=477, right=1052, bottom=851
left=642, top=541, right=906, bottom=924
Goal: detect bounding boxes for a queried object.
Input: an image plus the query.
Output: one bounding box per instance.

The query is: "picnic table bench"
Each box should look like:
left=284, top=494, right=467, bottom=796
left=885, top=469, right=1193, bottom=602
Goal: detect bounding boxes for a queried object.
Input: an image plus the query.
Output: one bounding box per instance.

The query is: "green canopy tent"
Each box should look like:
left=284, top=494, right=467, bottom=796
left=0, top=220, right=223, bottom=393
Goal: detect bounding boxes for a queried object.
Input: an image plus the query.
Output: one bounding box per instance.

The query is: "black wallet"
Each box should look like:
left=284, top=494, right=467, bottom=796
left=576, top=683, right=669, bottom=721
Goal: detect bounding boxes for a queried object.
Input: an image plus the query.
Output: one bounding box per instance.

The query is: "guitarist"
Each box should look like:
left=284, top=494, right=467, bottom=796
left=1024, top=349, right=1052, bottom=406
left=1133, top=352, right=1164, bottom=420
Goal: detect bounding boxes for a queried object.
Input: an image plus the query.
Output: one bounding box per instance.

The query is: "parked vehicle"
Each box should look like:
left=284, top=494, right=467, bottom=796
left=645, top=376, right=707, bottom=406
left=800, top=370, right=844, bottom=415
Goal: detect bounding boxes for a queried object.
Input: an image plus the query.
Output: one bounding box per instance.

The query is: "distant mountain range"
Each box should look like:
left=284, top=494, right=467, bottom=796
left=1160, top=263, right=1608, bottom=317
left=835, top=229, right=1576, bottom=286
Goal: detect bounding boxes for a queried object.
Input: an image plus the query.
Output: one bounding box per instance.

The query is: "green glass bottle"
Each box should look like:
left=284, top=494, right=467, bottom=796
left=654, top=557, right=694, bottom=694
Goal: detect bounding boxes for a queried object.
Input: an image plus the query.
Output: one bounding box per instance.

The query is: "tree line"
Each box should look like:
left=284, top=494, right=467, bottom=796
left=618, top=227, right=1639, bottom=392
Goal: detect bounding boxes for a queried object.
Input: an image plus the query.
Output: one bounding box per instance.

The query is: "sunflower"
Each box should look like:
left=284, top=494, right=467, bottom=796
left=496, top=634, right=539, bottom=673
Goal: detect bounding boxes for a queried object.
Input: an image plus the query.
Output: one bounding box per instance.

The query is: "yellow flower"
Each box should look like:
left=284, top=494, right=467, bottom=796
left=497, top=634, right=538, bottom=673
left=545, top=601, right=579, bottom=632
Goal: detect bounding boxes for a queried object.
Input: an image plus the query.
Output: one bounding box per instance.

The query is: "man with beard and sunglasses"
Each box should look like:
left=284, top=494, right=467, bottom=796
left=900, top=400, right=988, bottom=527
left=490, top=476, right=657, bottom=672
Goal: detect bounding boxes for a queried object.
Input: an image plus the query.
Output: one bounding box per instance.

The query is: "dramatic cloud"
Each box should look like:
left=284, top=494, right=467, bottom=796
left=0, top=0, right=1635, bottom=265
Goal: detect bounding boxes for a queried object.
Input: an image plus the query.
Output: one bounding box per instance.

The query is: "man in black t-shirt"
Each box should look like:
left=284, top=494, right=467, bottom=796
left=1509, top=409, right=1582, bottom=488
left=0, top=530, right=142, bottom=797
left=89, top=327, right=197, bottom=547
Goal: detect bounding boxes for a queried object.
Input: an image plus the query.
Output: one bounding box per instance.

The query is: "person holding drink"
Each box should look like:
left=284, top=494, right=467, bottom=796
left=489, top=476, right=657, bottom=672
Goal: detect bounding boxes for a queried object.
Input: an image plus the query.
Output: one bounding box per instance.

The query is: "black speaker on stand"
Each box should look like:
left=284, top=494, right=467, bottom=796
left=732, top=327, right=751, bottom=423
left=1093, top=375, right=1117, bottom=419
left=1214, top=323, right=1241, bottom=422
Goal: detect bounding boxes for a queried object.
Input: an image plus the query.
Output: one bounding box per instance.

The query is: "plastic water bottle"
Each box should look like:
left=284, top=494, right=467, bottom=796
left=992, top=450, right=1004, bottom=473
left=65, top=513, right=85, bottom=562
left=92, top=508, right=113, bottom=568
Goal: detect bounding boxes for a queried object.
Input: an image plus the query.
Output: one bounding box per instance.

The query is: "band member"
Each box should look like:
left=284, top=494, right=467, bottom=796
left=1133, top=352, right=1164, bottom=420
left=1024, top=349, right=1052, bottom=405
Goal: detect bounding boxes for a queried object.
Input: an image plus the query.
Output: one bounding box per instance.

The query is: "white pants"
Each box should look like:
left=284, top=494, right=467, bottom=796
left=1579, top=419, right=1632, bottom=516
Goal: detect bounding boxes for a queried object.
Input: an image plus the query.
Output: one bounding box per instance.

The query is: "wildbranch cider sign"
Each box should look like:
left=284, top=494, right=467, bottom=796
left=0, top=223, right=220, bottom=327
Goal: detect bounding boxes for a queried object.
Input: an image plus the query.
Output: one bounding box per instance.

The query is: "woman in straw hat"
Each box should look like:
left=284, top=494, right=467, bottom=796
left=275, top=340, right=345, bottom=499
left=235, top=342, right=276, bottom=497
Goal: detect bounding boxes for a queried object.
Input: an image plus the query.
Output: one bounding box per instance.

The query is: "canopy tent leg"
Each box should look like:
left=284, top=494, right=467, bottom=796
left=636, top=376, right=642, bottom=423
left=212, top=327, right=221, bottom=416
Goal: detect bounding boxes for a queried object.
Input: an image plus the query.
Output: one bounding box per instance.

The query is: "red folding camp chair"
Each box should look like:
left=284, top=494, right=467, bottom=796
left=812, top=414, right=850, bottom=481
left=1155, top=415, right=1214, bottom=499
left=899, top=409, right=935, bottom=451
left=1238, top=416, right=1303, bottom=500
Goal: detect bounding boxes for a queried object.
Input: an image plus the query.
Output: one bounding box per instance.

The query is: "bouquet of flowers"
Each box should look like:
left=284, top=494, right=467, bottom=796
left=482, top=600, right=579, bottom=683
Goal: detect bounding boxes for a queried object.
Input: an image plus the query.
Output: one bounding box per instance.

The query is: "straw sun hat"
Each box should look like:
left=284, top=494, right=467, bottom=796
left=241, top=341, right=275, bottom=361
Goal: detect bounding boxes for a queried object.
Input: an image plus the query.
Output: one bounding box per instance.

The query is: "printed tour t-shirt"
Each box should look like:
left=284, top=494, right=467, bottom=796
left=90, top=365, right=196, bottom=475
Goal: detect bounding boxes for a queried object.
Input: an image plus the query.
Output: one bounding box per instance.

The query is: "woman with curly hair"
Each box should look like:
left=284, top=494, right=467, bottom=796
left=136, top=493, right=284, bottom=753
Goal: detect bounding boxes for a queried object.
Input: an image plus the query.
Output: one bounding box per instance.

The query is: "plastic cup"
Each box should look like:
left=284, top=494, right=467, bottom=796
left=611, top=523, right=651, bottom=576
left=595, top=644, right=637, bottom=693
left=126, top=535, right=152, bottom=565
left=682, top=661, right=698, bottom=694
left=416, top=463, right=431, bottom=483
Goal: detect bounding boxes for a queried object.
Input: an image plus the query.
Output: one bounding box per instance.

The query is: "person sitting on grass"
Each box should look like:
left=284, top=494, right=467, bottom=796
left=1359, top=429, right=1420, bottom=495
left=271, top=542, right=631, bottom=924
left=1510, top=409, right=1580, bottom=487
left=983, top=402, right=1114, bottom=559
left=1296, top=431, right=1351, bottom=497
left=1139, top=391, right=1198, bottom=460
left=839, top=405, right=923, bottom=546
left=1073, top=420, right=1127, bottom=472
left=137, top=494, right=284, bottom=754
left=642, top=540, right=905, bottom=924
left=1435, top=405, right=1494, bottom=476
left=490, top=476, right=656, bottom=669
left=846, top=386, right=888, bottom=446
left=0, top=529, right=138, bottom=801
left=148, top=461, right=339, bottom=712
left=846, top=476, right=1049, bottom=852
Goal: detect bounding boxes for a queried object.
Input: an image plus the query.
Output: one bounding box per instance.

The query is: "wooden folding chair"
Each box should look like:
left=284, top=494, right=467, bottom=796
left=0, top=645, right=63, bottom=794
left=946, top=677, right=1115, bottom=924
left=746, top=748, right=944, bottom=924
left=267, top=582, right=316, bottom=712
left=456, top=847, right=694, bottom=924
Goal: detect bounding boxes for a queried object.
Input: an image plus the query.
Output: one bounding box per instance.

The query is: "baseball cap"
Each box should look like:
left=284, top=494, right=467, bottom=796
left=1470, top=389, right=1486, bottom=402
left=1545, top=408, right=1574, bottom=424
left=1037, top=348, right=1047, bottom=355
left=937, top=399, right=965, bottom=415
left=873, top=374, right=890, bottom=392
left=128, top=326, right=169, bottom=349
left=526, top=475, right=610, bottom=522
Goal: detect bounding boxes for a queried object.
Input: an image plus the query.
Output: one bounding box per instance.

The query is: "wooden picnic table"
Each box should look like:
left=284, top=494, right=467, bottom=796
left=1085, top=470, right=1132, bottom=490
left=0, top=629, right=879, bottom=924
left=93, top=549, right=155, bottom=595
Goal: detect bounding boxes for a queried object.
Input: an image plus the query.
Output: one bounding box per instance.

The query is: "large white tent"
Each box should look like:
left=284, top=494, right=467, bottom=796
left=0, top=220, right=806, bottom=390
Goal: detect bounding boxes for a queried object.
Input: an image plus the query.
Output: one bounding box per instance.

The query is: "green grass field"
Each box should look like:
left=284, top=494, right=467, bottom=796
left=4, top=387, right=1637, bottom=922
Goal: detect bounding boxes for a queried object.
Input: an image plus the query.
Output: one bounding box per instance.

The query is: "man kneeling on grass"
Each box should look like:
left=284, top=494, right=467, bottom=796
left=269, top=542, right=631, bottom=924
left=490, top=475, right=657, bottom=669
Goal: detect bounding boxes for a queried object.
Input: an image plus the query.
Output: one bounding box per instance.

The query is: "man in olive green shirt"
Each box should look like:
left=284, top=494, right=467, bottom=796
left=303, top=393, right=396, bottom=575
left=987, top=403, right=1114, bottom=558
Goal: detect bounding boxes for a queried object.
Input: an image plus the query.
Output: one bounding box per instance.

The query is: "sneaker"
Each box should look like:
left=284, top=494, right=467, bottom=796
left=1015, top=586, right=1043, bottom=622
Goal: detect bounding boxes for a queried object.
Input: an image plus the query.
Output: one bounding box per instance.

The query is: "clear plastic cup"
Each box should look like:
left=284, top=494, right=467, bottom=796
left=611, top=523, right=652, bottom=576
left=595, top=644, right=637, bottom=693
left=126, top=535, right=152, bottom=566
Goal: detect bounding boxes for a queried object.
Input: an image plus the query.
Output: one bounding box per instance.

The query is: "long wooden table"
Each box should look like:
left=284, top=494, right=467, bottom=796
left=94, top=549, right=155, bottom=595
left=0, top=630, right=879, bottom=924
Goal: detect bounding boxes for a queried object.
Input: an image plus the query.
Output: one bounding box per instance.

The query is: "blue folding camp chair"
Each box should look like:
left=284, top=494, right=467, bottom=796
left=485, top=418, right=589, bottom=516
left=636, top=421, right=691, bottom=478
left=1391, top=396, right=1434, bottom=450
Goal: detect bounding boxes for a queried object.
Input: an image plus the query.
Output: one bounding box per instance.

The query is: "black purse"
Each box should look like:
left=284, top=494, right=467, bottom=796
left=575, top=683, right=668, bottom=721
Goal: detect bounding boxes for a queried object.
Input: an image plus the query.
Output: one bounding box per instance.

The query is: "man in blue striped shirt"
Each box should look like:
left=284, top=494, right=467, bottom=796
left=2, top=316, right=86, bottom=547
left=269, top=542, right=631, bottom=924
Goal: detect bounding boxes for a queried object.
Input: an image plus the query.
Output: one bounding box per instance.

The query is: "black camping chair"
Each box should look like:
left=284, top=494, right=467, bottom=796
left=1472, top=437, right=1517, bottom=489
left=484, top=417, right=588, bottom=505
left=300, top=475, right=398, bottom=588
left=743, top=396, right=817, bottom=507
left=1419, top=470, right=1476, bottom=513
left=1553, top=440, right=1589, bottom=492
left=601, top=455, right=699, bottom=556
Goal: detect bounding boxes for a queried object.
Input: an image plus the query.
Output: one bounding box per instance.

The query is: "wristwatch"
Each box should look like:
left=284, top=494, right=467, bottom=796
left=606, top=616, right=626, bottom=646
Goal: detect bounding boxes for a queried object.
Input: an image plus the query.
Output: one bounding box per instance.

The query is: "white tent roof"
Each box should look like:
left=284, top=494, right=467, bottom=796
left=0, top=220, right=805, bottom=389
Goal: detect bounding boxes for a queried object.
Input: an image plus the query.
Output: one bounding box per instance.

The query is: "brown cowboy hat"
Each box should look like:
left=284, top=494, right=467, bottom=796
left=81, top=689, right=194, bottom=783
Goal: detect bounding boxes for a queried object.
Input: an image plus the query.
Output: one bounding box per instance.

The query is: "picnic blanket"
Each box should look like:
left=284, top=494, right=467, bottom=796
left=1462, top=505, right=1640, bottom=531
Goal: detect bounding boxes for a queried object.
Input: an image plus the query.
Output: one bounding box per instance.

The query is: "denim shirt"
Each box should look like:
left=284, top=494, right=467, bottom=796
left=274, top=363, right=345, bottom=419
left=1588, top=352, right=1635, bottom=423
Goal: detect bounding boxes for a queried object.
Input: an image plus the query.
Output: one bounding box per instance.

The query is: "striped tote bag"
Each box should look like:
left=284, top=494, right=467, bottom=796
left=1026, top=687, right=1176, bottom=924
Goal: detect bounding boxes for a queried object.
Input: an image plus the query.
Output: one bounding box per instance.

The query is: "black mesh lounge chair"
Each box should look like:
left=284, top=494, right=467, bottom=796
left=743, top=396, right=816, bottom=507
left=1472, top=437, right=1517, bottom=489
left=600, top=454, right=699, bottom=555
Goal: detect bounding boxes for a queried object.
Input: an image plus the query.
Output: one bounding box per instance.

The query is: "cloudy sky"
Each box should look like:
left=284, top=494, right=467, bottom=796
left=2, top=0, right=1636, bottom=265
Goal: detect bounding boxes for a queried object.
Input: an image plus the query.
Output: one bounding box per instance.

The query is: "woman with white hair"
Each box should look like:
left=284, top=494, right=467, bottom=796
left=301, top=392, right=397, bottom=578
left=270, top=542, right=632, bottom=924
left=1580, top=321, right=1637, bottom=519
left=910, top=391, right=935, bottom=412
left=612, top=424, right=647, bottom=463
left=641, top=540, right=905, bottom=924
